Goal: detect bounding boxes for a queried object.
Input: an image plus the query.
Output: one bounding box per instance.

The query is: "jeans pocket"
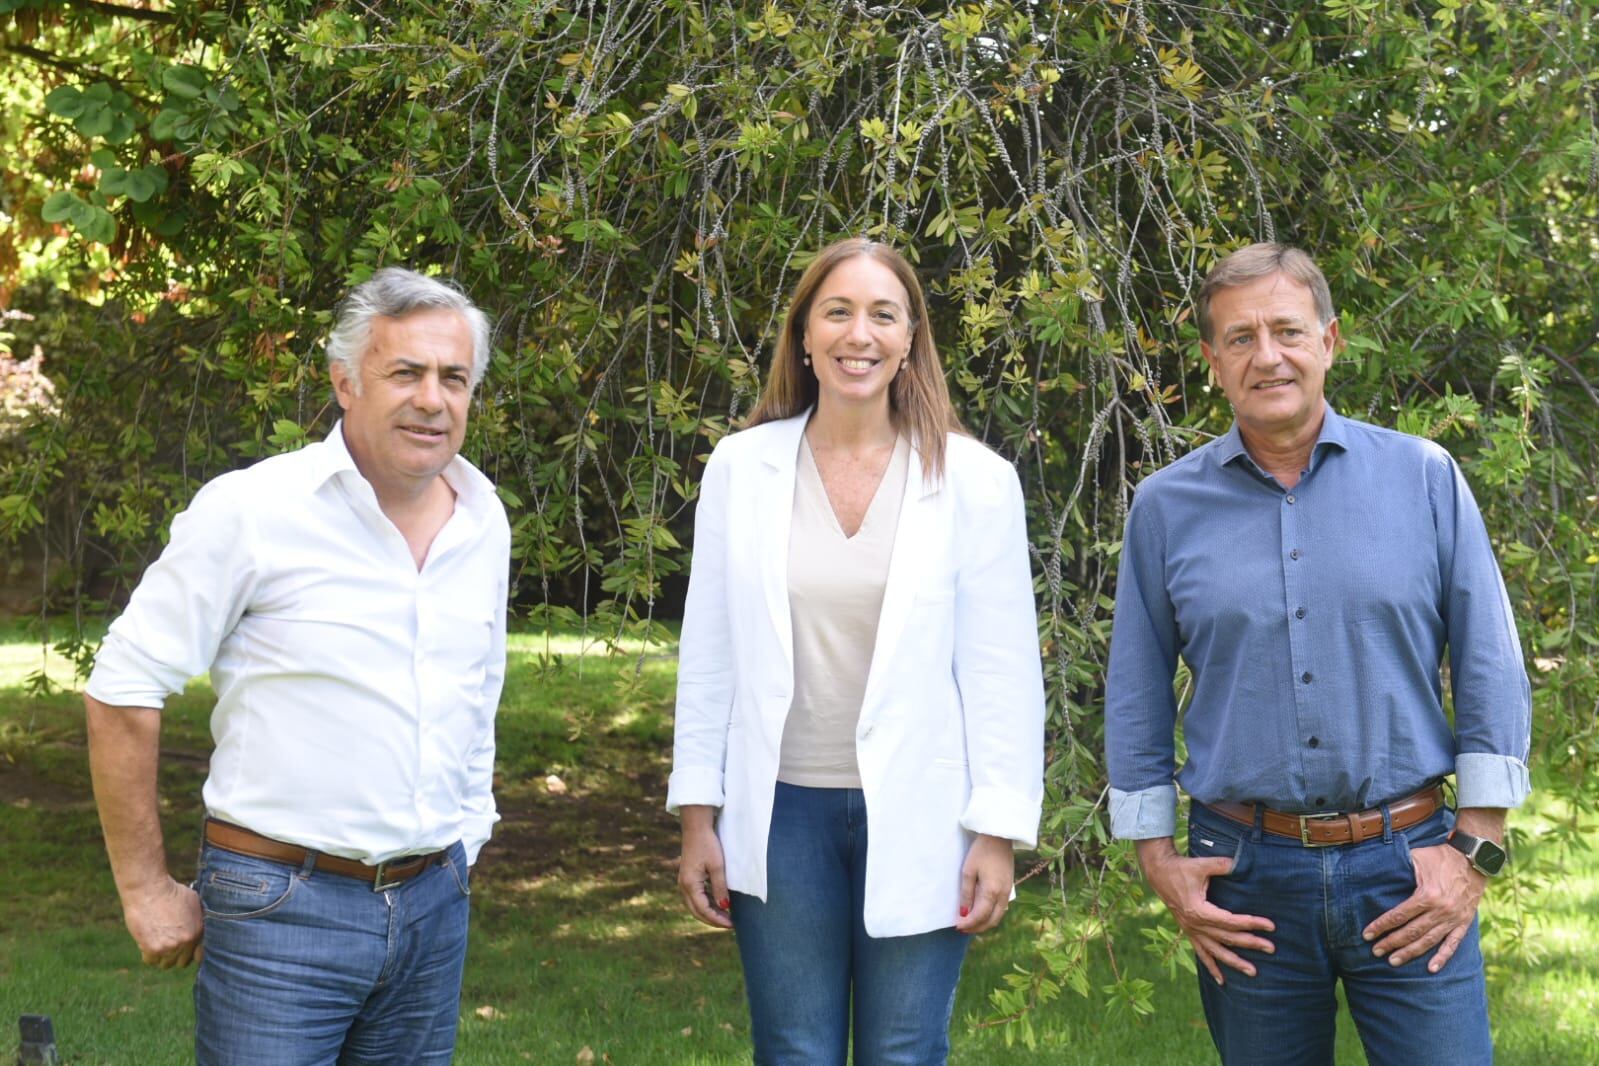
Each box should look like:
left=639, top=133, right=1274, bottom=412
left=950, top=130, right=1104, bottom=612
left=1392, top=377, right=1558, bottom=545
left=198, top=849, right=299, bottom=921
left=443, top=852, right=471, bottom=898
left=1187, top=816, right=1249, bottom=879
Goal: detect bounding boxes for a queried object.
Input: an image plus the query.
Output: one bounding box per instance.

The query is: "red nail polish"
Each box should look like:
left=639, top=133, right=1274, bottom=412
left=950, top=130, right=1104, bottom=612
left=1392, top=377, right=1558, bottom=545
left=718, top=898, right=731, bottom=910
left=960, top=906, right=969, bottom=917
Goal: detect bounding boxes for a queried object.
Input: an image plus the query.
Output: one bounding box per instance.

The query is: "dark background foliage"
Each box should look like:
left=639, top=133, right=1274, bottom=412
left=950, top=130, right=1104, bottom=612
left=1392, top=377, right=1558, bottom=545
left=3, top=0, right=1596, bottom=1026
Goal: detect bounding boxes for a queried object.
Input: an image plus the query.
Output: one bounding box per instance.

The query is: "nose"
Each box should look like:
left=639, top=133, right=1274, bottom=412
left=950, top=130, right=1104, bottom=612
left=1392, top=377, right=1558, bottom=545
left=1250, top=328, right=1283, bottom=367
left=846, top=310, right=873, bottom=345
left=413, top=370, right=444, bottom=411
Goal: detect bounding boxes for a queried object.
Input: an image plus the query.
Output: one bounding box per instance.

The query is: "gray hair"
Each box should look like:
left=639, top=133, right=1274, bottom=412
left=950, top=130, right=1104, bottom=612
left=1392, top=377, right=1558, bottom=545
left=1196, top=243, right=1336, bottom=343
left=326, top=267, right=492, bottom=389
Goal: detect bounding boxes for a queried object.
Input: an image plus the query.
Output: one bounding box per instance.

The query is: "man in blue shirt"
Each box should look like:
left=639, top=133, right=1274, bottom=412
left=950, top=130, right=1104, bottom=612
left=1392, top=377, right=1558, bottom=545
left=1106, top=243, right=1530, bottom=1065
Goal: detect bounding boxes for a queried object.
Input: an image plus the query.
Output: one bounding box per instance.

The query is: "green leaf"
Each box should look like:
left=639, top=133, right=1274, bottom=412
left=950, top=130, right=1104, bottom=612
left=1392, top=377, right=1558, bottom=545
left=150, top=107, right=185, bottom=142
left=40, top=190, right=81, bottom=223
left=164, top=65, right=210, bottom=99
left=75, top=107, right=114, bottom=138
left=89, top=148, right=117, bottom=169
left=105, top=112, right=137, bottom=145
left=45, top=85, right=85, bottom=119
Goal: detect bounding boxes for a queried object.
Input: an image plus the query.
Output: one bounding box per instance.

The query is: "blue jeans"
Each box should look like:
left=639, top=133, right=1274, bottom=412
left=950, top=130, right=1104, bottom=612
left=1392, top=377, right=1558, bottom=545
left=731, top=783, right=970, bottom=1066
left=192, top=838, right=472, bottom=1065
left=1189, top=801, right=1492, bottom=1066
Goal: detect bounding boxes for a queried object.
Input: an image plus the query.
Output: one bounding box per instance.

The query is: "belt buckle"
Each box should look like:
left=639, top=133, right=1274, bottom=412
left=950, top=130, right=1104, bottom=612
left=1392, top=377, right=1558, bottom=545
left=371, top=860, right=404, bottom=892
left=1299, top=812, right=1342, bottom=847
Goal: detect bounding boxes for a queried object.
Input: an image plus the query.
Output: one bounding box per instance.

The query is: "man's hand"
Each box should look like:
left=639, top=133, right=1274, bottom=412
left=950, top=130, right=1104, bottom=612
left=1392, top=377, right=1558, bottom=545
left=1362, top=808, right=1503, bottom=973
left=955, top=834, right=1014, bottom=934
left=122, top=877, right=204, bottom=968
left=677, top=805, right=732, bottom=929
left=1136, top=837, right=1275, bottom=985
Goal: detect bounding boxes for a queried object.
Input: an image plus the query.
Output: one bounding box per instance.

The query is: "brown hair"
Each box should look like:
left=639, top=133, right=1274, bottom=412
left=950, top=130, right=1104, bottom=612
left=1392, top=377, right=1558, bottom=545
left=1196, top=243, right=1336, bottom=343
left=744, top=238, right=966, bottom=480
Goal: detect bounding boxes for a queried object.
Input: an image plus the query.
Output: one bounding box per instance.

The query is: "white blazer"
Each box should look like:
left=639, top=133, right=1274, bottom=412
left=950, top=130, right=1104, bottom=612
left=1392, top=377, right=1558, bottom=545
left=667, top=411, right=1045, bottom=938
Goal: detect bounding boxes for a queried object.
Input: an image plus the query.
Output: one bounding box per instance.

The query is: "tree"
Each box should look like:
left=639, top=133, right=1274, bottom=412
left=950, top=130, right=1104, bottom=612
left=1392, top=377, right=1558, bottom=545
left=3, top=0, right=1596, bottom=1033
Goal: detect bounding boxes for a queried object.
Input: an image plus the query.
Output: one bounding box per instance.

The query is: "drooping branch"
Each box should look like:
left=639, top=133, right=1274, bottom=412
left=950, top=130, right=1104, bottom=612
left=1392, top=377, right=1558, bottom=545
left=61, top=0, right=180, bottom=25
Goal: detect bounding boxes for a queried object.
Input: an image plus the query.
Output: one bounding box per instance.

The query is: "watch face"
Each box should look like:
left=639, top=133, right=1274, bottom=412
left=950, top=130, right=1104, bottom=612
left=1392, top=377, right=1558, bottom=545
left=1475, top=838, right=1508, bottom=876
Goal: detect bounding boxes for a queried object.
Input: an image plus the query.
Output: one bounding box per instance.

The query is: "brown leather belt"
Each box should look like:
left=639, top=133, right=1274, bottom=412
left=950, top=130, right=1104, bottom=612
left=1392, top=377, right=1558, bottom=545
left=204, top=819, right=449, bottom=891
left=1205, top=784, right=1446, bottom=847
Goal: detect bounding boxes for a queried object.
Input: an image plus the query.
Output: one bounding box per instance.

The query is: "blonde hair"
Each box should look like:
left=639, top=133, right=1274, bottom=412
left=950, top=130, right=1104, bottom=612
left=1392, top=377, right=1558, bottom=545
left=745, top=238, right=965, bottom=480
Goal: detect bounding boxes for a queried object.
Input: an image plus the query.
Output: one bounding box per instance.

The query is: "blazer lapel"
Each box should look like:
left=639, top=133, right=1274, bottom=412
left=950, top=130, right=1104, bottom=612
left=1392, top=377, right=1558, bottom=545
left=860, top=440, right=940, bottom=716
left=755, top=412, right=808, bottom=673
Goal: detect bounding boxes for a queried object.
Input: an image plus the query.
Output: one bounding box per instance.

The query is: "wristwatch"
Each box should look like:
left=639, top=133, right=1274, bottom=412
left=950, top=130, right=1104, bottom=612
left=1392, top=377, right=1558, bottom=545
left=1447, top=829, right=1507, bottom=877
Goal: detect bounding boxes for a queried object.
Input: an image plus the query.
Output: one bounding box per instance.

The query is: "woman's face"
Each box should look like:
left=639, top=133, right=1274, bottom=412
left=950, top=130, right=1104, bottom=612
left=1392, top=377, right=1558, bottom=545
left=802, top=255, right=913, bottom=416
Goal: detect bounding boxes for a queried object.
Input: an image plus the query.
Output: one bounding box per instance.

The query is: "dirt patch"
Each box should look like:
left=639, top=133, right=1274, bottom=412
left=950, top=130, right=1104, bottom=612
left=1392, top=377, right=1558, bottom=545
left=0, top=761, right=89, bottom=811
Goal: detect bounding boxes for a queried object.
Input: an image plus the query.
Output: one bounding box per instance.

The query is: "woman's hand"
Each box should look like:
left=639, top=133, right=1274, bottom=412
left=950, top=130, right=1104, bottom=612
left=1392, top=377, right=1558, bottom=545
left=955, top=833, right=1015, bottom=934
left=677, top=805, right=733, bottom=929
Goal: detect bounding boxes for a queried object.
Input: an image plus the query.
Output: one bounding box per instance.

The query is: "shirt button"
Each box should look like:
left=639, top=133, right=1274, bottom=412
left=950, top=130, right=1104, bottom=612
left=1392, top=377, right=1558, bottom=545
left=1295, top=606, right=1306, bottom=619
left=1285, top=494, right=1296, bottom=504
left=1308, top=736, right=1320, bottom=748
left=1301, top=671, right=1313, bottom=684
left=1290, top=549, right=1301, bottom=560
left=1314, top=797, right=1327, bottom=807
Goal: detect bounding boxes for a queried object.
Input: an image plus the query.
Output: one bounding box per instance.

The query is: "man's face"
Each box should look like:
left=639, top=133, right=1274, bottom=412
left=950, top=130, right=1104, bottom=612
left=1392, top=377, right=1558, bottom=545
left=331, top=308, right=475, bottom=498
left=1201, top=272, right=1339, bottom=442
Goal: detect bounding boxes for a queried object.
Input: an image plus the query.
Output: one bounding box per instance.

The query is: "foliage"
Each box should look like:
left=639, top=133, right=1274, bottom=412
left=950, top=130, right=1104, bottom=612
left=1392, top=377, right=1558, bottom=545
left=3, top=0, right=1597, bottom=1037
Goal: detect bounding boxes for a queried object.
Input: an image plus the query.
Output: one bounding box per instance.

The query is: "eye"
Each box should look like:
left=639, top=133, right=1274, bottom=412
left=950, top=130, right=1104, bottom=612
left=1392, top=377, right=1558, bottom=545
left=873, top=310, right=898, bottom=323
left=826, top=307, right=850, bottom=318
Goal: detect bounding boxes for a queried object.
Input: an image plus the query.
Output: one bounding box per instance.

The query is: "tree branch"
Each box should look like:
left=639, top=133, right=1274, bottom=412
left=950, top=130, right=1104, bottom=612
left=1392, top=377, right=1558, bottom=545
left=63, top=0, right=180, bottom=25
left=3, top=43, right=92, bottom=78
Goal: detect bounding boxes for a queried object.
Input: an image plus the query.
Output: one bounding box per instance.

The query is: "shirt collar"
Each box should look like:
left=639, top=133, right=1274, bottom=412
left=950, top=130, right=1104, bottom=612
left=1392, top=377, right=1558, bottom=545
left=312, top=420, right=497, bottom=519
left=1218, top=402, right=1350, bottom=472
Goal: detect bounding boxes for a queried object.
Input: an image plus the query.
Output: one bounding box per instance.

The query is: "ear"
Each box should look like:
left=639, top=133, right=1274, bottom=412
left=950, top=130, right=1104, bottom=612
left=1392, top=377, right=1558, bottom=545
left=330, top=361, right=357, bottom=411
left=1199, top=337, right=1219, bottom=380
left=1320, top=319, right=1341, bottom=366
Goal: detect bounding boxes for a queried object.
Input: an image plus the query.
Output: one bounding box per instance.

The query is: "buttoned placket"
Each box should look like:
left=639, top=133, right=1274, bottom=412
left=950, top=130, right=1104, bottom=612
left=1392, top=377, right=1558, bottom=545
left=1277, top=454, right=1335, bottom=811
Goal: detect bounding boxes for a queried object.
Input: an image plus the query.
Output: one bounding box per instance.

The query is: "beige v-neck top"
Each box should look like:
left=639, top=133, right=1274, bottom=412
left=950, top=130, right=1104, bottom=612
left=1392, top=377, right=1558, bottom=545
left=778, top=433, right=910, bottom=788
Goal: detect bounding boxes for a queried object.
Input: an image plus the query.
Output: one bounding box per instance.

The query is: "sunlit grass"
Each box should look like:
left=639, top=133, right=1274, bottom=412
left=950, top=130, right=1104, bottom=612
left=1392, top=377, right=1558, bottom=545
left=1, top=629, right=1595, bottom=1063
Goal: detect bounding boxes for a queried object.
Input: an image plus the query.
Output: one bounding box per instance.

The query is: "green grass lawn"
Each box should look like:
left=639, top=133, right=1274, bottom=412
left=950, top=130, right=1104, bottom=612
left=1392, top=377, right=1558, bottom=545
left=1, top=628, right=1595, bottom=1064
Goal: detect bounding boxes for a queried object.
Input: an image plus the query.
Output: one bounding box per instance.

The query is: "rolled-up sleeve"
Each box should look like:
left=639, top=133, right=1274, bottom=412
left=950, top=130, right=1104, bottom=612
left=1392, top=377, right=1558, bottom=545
left=85, top=479, right=258, bottom=710
left=952, top=463, right=1045, bottom=847
left=1433, top=456, right=1532, bottom=809
left=666, top=441, right=736, bottom=814
left=1105, top=489, right=1183, bottom=839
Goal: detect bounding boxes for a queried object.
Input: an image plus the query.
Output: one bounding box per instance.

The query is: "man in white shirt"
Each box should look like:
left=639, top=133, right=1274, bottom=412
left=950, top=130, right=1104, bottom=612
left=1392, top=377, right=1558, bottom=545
left=84, top=267, right=510, bottom=1065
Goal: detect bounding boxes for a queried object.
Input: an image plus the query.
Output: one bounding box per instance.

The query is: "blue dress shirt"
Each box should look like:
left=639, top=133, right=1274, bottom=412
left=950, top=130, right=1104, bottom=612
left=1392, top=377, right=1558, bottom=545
left=1106, top=407, right=1532, bottom=839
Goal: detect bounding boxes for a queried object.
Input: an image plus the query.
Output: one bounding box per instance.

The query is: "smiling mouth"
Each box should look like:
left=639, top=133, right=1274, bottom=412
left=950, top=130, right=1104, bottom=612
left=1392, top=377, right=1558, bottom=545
left=402, top=425, right=447, bottom=439
left=1252, top=379, right=1293, bottom=390
left=836, top=356, right=880, bottom=371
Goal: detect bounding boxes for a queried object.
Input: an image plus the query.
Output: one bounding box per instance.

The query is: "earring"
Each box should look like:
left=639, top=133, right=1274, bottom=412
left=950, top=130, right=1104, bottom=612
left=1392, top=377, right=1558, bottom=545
left=802, top=357, right=811, bottom=366
left=899, top=360, right=907, bottom=373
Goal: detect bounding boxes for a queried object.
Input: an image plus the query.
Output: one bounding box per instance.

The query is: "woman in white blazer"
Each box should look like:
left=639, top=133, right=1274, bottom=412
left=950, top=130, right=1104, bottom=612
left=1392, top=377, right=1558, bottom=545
left=668, top=238, right=1045, bottom=1065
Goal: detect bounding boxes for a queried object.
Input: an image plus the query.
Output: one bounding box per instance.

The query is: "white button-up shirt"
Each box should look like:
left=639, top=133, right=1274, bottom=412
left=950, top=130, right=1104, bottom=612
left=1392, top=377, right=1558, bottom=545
left=86, top=423, right=510, bottom=864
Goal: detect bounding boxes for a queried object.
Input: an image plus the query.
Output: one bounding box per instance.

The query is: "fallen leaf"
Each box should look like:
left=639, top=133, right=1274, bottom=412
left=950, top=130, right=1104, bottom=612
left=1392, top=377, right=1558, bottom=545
left=575, top=1047, right=595, bottom=1064
left=475, top=1005, right=501, bottom=1021
left=680, top=1026, right=693, bottom=1037
left=545, top=774, right=568, bottom=795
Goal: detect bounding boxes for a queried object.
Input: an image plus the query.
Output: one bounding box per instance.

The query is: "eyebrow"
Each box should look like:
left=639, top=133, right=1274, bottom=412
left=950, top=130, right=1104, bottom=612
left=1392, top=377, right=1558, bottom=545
left=386, top=357, right=471, bottom=374
left=817, top=295, right=905, bottom=310
left=1223, top=315, right=1311, bottom=337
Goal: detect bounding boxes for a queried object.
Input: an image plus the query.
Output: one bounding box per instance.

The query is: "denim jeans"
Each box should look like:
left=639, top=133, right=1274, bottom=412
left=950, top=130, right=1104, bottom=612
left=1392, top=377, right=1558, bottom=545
left=1189, top=801, right=1492, bottom=1066
left=731, top=782, right=970, bottom=1066
left=192, top=838, right=471, bottom=1066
